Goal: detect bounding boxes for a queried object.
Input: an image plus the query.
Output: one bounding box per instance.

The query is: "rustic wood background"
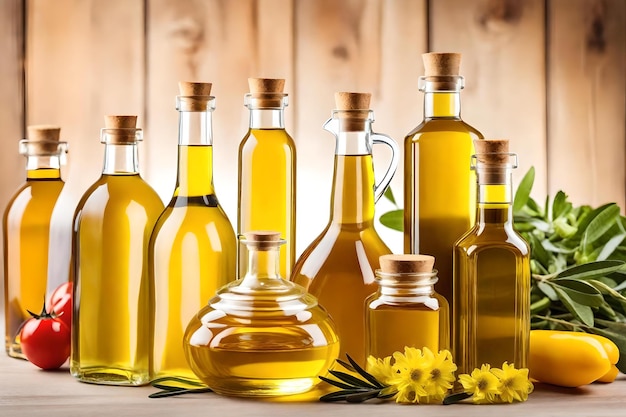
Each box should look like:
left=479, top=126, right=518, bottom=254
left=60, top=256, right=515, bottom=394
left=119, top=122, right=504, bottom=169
left=1, top=0, right=624, bottom=301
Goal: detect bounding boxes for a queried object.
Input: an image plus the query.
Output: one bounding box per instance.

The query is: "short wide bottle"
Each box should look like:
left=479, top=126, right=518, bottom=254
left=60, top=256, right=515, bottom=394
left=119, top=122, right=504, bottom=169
left=71, top=116, right=164, bottom=385
left=183, top=232, right=339, bottom=397
left=366, top=254, right=449, bottom=361
left=453, top=139, right=530, bottom=374
left=3, top=126, right=68, bottom=358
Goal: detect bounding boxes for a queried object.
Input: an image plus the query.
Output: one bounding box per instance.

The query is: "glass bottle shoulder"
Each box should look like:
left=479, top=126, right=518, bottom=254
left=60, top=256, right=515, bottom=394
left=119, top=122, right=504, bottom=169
left=455, top=223, right=530, bottom=257
left=405, top=119, right=484, bottom=143
left=3, top=180, right=64, bottom=226
left=239, top=129, right=296, bottom=155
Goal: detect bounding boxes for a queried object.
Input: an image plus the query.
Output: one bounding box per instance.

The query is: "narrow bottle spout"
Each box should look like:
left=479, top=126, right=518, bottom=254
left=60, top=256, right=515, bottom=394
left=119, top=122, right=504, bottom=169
left=322, top=117, right=338, bottom=135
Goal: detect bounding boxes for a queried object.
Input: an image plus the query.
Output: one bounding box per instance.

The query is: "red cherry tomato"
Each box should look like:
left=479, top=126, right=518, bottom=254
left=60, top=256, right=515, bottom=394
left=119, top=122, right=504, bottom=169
left=20, top=304, right=71, bottom=370
left=48, top=282, right=72, bottom=329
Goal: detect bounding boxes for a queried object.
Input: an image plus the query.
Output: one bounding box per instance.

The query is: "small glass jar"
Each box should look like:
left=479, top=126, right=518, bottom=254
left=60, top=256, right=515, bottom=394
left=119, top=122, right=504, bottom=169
left=366, top=254, right=449, bottom=361
left=183, top=231, right=339, bottom=397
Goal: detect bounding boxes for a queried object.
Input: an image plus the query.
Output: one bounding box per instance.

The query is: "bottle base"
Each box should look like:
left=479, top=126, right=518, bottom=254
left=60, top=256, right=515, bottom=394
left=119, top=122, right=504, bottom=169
left=71, top=366, right=150, bottom=386
left=207, top=377, right=318, bottom=398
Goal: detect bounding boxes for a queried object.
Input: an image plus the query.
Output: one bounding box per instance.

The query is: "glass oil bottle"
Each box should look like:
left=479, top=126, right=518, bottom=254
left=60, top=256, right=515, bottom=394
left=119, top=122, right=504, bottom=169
left=453, top=139, right=530, bottom=374
left=71, top=116, right=164, bottom=385
left=404, top=52, right=484, bottom=311
left=150, top=82, right=236, bottom=383
left=366, top=254, right=449, bottom=361
left=238, top=78, right=295, bottom=279
left=291, top=92, right=399, bottom=366
left=183, top=231, right=339, bottom=397
left=3, top=126, right=68, bottom=358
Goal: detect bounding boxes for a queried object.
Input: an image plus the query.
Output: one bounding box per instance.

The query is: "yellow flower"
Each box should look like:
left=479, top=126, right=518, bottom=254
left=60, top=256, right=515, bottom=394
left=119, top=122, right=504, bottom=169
left=392, top=347, right=433, bottom=403
left=422, top=348, right=457, bottom=402
left=366, top=355, right=399, bottom=386
left=458, top=364, right=500, bottom=404
left=490, top=362, right=534, bottom=403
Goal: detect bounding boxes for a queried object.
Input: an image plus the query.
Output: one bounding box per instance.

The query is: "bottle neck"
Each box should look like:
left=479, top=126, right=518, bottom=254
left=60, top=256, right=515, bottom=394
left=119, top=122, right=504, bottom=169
left=475, top=166, right=514, bottom=224
left=375, top=271, right=438, bottom=303
left=175, top=110, right=215, bottom=196
left=330, top=130, right=375, bottom=225
left=248, top=108, right=285, bottom=129
left=26, top=155, right=62, bottom=179
left=423, top=92, right=461, bottom=118
left=102, top=143, right=139, bottom=175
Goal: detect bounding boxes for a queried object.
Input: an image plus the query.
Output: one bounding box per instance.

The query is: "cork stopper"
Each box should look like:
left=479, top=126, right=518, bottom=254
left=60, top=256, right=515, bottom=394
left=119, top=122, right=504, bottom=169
left=379, top=254, right=435, bottom=274
left=474, top=139, right=511, bottom=183
left=177, top=81, right=213, bottom=111
left=422, top=52, right=462, bottom=91
left=243, top=231, right=284, bottom=249
left=334, top=92, right=372, bottom=131
left=247, top=78, right=286, bottom=108
left=23, top=125, right=64, bottom=154
left=102, top=115, right=140, bottom=144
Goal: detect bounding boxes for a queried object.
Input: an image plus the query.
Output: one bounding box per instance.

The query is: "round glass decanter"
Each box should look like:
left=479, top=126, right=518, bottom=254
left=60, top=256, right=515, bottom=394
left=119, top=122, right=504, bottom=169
left=183, top=231, right=340, bottom=397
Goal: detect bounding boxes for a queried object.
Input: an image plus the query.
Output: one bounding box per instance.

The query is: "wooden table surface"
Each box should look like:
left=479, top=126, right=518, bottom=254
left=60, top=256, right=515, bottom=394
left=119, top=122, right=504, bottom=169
left=1, top=353, right=625, bottom=417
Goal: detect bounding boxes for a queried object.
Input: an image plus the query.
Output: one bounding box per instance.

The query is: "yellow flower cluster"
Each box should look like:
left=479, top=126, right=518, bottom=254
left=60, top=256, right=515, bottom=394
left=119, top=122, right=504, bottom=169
left=458, top=362, right=534, bottom=404
left=367, top=347, right=457, bottom=404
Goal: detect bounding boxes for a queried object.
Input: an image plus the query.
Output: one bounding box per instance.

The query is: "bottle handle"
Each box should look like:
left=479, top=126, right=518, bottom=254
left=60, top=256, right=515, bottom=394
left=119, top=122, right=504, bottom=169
left=371, top=133, right=399, bottom=203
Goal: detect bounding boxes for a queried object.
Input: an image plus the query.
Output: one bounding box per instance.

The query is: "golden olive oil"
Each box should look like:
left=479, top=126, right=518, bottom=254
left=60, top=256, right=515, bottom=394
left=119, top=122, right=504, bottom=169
left=151, top=145, right=236, bottom=381
left=71, top=174, right=163, bottom=385
left=3, top=169, right=64, bottom=357
left=238, top=128, right=295, bottom=279
left=292, top=155, right=390, bottom=366
left=404, top=93, right=483, bottom=306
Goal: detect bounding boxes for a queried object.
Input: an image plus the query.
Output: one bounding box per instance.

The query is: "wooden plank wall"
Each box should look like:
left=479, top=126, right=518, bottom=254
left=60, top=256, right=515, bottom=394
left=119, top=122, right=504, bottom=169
left=0, top=1, right=625, bottom=314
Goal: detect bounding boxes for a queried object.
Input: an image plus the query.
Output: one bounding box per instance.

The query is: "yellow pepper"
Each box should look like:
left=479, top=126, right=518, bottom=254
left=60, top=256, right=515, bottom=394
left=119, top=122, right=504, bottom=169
left=529, top=330, right=611, bottom=387
left=597, top=365, right=620, bottom=383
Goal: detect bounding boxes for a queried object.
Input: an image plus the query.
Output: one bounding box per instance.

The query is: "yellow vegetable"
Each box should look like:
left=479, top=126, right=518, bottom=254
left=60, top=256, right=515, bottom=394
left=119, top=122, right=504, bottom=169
left=529, top=330, right=611, bottom=387
left=597, top=365, right=619, bottom=383
left=585, top=334, right=619, bottom=364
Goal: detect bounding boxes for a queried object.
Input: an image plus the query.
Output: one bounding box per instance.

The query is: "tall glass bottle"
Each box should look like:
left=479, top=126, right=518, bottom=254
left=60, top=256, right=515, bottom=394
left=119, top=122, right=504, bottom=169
left=453, top=139, right=530, bottom=374
left=150, top=82, right=236, bottom=383
left=366, top=254, right=449, bottom=361
left=3, top=126, right=67, bottom=358
left=184, top=231, right=339, bottom=397
left=71, top=116, right=164, bottom=385
left=404, top=52, right=484, bottom=310
left=291, top=92, right=398, bottom=366
left=238, top=78, right=295, bottom=279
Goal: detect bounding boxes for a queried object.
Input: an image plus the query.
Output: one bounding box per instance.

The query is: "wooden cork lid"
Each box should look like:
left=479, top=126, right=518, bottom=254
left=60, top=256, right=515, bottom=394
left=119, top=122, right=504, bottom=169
left=248, top=78, right=286, bottom=108
left=24, top=125, right=64, bottom=154
left=422, top=52, right=462, bottom=91
left=474, top=139, right=510, bottom=164
left=379, top=254, right=435, bottom=274
left=334, top=92, right=371, bottom=131
left=243, top=231, right=284, bottom=249
left=102, top=115, right=140, bottom=144
left=177, top=81, right=213, bottom=111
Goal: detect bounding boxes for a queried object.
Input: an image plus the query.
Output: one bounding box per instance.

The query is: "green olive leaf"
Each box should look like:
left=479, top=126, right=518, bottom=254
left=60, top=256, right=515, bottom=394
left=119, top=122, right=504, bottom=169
left=513, top=166, right=535, bottom=213
left=549, top=280, right=604, bottom=307
left=530, top=234, right=551, bottom=269
left=578, top=203, right=620, bottom=244
left=541, top=239, right=577, bottom=255
left=382, top=187, right=397, bottom=207
left=554, top=260, right=625, bottom=281
left=538, top=281, right=558, bottom=301
left=551, top=191, right=572, bottom=220
left=378, top=209, right=403, bottom=232
left=597, top=233, right=626, bottom=261
left=589, top=280, right=626, bottom=312
left=552, top=286, right=594, bottom=326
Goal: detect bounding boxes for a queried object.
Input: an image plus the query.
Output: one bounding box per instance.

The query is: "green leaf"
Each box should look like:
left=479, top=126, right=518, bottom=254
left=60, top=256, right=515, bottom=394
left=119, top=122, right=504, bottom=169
left=551, top=191, right=572, bottom=220
left=541, top=240, right=577, bottom=255
left=576, top=203, right=620, bottom=243
left=597, top=233, right=626, bottom=261
left=345, top=354, right=385, bottom=389
left=382, top=187, right=397, bottom=207
left=589, top=280, right=626, bottom=312
left=549, top=279, right=604, bottom=307
left=443, top=392, right=473, bottom=405
left=513, top=166, right=535, bottom=213
left=379, top=209, right=403, bottom=232
left=530, top=234, right=552, bottom=269
left=538, top=281, right=558, bottom=301
left=555, top=260, right=625, bottom=281
left=328, top=370, right=378, bottom=389
left=553, top=286, right=594, bottom=326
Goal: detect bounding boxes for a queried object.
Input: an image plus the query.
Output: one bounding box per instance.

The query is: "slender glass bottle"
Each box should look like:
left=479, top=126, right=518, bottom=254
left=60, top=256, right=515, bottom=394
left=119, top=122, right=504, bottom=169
left=404, top=52, right=484, bottom=310
left=453, top=139, right=530, bottom=374
left=238, top=78, right=295, bottom=279
left=291, top=92, right=399, bottom=366
left=183, top=231, right=339, bottom=397
left=366, top=254, right=449, bottom=361
left=3, top=126, right=67, bottom=358
left=71, top=116, right=164, bottom=385
left=150, top=82, right=236, bottom=383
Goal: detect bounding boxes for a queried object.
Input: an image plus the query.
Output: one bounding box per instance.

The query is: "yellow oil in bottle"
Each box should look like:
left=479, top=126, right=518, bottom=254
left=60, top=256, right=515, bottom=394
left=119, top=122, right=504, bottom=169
left=292, top=155, right=390, bottom=366
left=238, top=128, right=295, bottom=279
left=184, top=231, right=339, bottom=397
left=404, top=93, right=483, bottom=307
left=151, top=145, right=236, bottom=381
left=453, top=141, right=530, bottom=374
left=72, top=172, right=164, bottom=385
left=3, top=168, right=64, bottom=357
